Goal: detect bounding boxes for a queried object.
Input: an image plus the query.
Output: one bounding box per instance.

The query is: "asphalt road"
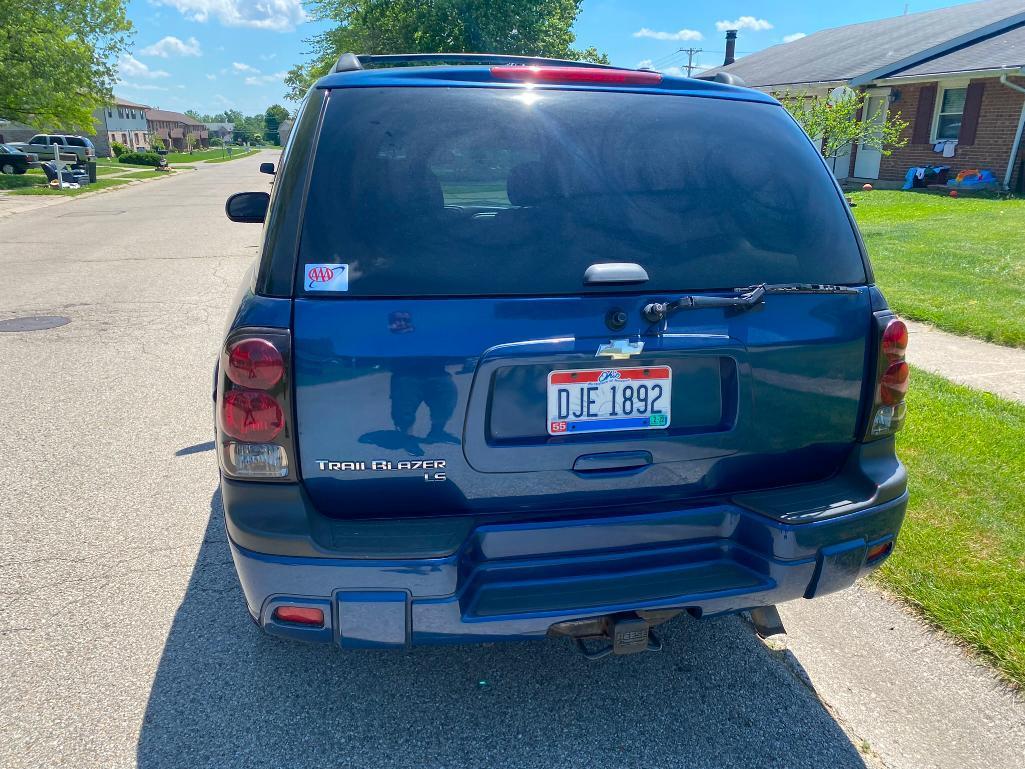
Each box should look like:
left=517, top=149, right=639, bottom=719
left=1, top=154, right=1023, bottom=769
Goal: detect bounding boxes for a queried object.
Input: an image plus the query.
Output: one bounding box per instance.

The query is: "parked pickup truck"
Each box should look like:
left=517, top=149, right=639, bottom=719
left=11, top=134, right=96, bottom=163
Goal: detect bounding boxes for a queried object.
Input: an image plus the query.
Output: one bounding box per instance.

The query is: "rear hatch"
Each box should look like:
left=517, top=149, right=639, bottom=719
left=292, top=83, right=873, bottom=518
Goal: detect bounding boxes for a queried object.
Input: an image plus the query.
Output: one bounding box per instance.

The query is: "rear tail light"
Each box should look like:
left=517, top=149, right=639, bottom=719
left=881, top=318, right=909, bottom=360
left=866, top=317, right=910, bottom=439
left=226, top=338, right=283, bottom=389
left=880, top=361, right=910, bottom=405
left=217, top=330, right=294, bottom=480
left=221, top=389, right=283, bottom=442
left=225, top=442, right=288, bottom=478
left=490, top=65, right=663, bottom=86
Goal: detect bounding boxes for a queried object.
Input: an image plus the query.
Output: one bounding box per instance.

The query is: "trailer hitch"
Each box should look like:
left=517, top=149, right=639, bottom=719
left=552, top=611, right=676, bottom=660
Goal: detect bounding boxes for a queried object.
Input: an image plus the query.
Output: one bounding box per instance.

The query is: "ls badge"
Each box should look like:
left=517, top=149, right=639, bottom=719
left=315, top=458, right=447, bottom=483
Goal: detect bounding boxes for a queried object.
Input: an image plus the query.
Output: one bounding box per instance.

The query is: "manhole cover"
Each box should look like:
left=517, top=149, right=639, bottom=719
left=0, top=315, right=71, bottom=332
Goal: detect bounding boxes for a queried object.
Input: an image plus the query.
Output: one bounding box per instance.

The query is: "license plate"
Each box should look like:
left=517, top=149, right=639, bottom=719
left=547, top=366, right=672, bottom=435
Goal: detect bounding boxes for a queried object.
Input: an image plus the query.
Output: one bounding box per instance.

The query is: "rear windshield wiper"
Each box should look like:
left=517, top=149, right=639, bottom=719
left=642, top=283, right=858, bottom=323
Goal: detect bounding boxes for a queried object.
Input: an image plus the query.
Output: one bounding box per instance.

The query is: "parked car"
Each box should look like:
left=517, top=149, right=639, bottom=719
left=11, top=134, right=96, bottom=163
left=217, top=54, right=910, bottom=656
left=0, top=143, right=37, bottom=174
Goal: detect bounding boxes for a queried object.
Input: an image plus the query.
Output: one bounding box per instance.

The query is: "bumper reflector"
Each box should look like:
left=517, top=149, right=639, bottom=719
left=273, top=606, right=324, bottom=626
left=866, top=541, right=893, bottom=563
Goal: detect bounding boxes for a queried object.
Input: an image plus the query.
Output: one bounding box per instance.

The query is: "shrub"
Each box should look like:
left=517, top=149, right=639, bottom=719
left=151, top=136, right=166, bottom=151
left=209, top=137, right=223, bottom=147
left=111, top=141, right=126, bottom=157
left=118, top=151, right=162, bottom=167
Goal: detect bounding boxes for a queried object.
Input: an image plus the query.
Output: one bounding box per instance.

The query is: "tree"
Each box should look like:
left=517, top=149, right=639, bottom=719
left=185, top=109, right=203, bottom=121
left=264, top=104, right=289, bottom=145
left=0, top=0, right=132, bottom=131
left=185, top=132, right=197, bottom=153
left=151, top=135, right=165, bottom=151
left=284, top=0, right=606, bottom=100
left=778, top=89, right=908, bottom=162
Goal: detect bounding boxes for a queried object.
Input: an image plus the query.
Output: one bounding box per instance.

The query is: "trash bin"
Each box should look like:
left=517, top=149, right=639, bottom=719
left=86, top=161, right=97, bottom=184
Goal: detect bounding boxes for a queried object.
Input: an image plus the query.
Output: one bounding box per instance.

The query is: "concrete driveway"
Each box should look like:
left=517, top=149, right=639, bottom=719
left=0, top=153, right=1022, bottom=769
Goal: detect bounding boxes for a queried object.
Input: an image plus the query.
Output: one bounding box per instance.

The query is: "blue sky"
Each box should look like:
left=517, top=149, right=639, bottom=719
left=119, top=0, right=980, bottom=116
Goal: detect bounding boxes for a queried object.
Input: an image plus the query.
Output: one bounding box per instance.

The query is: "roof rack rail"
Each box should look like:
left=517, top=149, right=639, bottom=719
left=333, top=52, right=617, bottom=73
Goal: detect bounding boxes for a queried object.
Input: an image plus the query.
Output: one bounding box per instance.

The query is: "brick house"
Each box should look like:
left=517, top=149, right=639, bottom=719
left=146, top=109, right=209, bottom=151
left=703, top=0, right=1025, bottom=190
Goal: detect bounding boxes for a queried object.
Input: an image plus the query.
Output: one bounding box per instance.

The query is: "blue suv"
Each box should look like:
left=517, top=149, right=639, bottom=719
left=218, top=54, right=909, bottom=656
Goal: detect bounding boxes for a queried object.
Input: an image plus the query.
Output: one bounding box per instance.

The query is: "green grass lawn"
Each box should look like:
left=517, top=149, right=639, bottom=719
left=163, top=147, right=261, bottom=163
left=7, top=178, right=132, bottom=196
left=880, top=367, right=1025, bottom=686
left=118, top=169, right=173, bottom=180
left=203, top=149, right=260, bottom=163
left=852, top=191, right=1025, bottom=347
left=0, top=175, right=41, bottom=190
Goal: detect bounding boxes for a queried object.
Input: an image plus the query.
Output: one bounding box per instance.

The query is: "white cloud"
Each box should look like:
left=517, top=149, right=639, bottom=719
left=633, top=28, right=703, bottom=41
left=151, top=0, right=305, bottom=32
left=716, top=16, right=773, bottom=32
left=783, top=32, right=807, bottom=43
left=118, top=82, right=170, bottom=92
left=259, top=53, right=277, bottom=61
left=244, top=71, right=288, bottom=86
left=206, top=74, right=216, bottom=80
left=139, top=35, right=202, bottom=58
left=232, top=61, right=259, bottom=73
left=118, top=54, right=170, bottom=80
left=637, top=60, right=692, bottom=78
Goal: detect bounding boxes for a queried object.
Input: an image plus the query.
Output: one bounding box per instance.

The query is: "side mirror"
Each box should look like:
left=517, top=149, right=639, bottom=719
left=259, top=162, right=275, bottom=175
left=225, top=191, right=269, bottom=223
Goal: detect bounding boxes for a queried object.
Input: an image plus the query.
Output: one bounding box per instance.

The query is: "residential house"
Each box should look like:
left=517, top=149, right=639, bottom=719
left=702, top=0, right=1025, bottom=190
left=95, top=97, right=151, bottom=155
left=147, top=109, right=209, bottom=151
left=278, top=119, right=293, bottom=146
left=204, top=122, right=234, bottom=143
left=0, top=119, right=37, bottom=144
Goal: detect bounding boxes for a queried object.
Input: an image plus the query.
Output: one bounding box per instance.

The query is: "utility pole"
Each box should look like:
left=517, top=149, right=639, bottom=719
left=682, top=48, right=703, bottom=77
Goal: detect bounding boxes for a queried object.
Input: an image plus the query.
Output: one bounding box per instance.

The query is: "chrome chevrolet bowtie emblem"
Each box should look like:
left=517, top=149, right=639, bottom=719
left=596, top=339, right=644, bottom=360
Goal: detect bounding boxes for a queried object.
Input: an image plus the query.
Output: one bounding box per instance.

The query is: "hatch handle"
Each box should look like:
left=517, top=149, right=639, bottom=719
left=584, top=263, right=650, bottom=285
left=573, top=450, right=653, bottom=473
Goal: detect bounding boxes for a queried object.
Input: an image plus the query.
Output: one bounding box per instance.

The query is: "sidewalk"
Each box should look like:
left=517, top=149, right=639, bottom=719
left=905, top=320, right=1025, bottom=403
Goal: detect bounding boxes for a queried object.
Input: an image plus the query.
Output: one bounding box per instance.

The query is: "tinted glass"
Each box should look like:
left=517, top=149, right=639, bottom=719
left=66, top=137, right=86, bottom=147
left=299, top=87, right=865, bottom=297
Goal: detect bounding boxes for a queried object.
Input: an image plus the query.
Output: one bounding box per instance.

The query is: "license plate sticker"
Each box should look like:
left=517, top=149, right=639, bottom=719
left=547, top=367, right=672, bottom=436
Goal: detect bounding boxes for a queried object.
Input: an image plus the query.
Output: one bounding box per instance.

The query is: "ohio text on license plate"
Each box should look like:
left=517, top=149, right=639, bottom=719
left=547, top=367, right=672, bottom=435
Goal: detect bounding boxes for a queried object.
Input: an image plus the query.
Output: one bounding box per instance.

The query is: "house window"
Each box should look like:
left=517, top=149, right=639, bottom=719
left=934, top=86, right=967, bottom=141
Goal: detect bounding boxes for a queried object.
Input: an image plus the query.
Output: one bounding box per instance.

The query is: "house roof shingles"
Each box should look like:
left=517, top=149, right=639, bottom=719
left=703, top=0, right=1025, bottom=87
left=890, top=22, right=1025, bottom=78
left=146, top=108, right=205, bottom=126
left=113, top=97, right=150, bottom=109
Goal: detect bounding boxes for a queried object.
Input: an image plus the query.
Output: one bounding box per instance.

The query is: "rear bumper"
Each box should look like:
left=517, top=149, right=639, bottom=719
left=225, top=447, right=907, bottom=648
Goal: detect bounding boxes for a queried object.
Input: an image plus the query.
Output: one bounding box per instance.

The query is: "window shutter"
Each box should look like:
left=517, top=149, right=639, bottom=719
left=958, top=81, right=984, bottom=146
left=912, top=83, right=937, bottom=144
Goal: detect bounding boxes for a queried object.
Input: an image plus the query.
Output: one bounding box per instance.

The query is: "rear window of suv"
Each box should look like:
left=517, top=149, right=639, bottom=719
left=297, top=87, right=866, bottom=297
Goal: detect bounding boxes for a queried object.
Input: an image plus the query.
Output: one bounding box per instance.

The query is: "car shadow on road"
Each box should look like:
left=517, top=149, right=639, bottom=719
left=136, top=488, right=869, bottom=769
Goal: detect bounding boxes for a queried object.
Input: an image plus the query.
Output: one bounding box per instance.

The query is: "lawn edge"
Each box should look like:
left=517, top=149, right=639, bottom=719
left=867, top=574, right=1025, bottom=694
